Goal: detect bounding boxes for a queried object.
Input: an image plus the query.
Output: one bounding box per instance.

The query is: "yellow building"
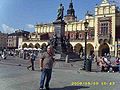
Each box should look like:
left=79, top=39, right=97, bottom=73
left=21, top=0, right=120, bottom=57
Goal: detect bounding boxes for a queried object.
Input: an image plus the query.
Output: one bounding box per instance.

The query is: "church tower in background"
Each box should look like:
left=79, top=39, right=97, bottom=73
left=64, top=0, right=77, bottom=22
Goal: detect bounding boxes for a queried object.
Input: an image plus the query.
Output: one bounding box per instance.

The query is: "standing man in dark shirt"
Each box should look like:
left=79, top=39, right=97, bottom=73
left=39, top=45, right=55, bottom=90
left=27, top=51, right=36, bottom=71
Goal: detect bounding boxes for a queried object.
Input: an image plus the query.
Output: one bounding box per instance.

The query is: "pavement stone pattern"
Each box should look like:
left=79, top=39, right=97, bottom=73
left=0, top=56, right=97, bottom=70
left=0, top=56, right=120, bottom=90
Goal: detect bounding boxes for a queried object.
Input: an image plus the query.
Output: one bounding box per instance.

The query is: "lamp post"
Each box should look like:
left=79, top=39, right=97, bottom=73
left=83, top=19, right=89, bottom=70
left=117, top=38, right=119, bottom=57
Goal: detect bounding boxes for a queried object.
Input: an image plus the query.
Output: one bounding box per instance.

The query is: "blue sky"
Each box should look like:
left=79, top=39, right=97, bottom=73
left=0, top=0, right=119, bottom=33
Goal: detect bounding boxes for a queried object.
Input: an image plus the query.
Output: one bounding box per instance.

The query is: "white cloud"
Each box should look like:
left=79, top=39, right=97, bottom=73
left=26, top=24, right=34, bottom=29
left=116, top=0, right=120, bottom=2
left=114, top=0, right=120, bottom=4
left=1, top=24, right=16, bottom=34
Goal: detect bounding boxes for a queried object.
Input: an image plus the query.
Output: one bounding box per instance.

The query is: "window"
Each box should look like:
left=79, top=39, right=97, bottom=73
left=100, top=22, right=109, bottom=35
left=70, top=33, right=74, bottom=39
left=79, top=33, right=81, bottom=38
left=91, top=31, right=94, bottom=37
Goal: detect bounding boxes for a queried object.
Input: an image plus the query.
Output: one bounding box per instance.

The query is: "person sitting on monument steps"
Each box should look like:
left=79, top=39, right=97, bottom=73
left=97, top=56, right=108, bottom=72
left=102, top=56, right=112, bottom=72
left=115, top=57, right=120, bottom=72
left=98, top=56, right=112, bottom=72
left=39, top=45, right=55, bottom=90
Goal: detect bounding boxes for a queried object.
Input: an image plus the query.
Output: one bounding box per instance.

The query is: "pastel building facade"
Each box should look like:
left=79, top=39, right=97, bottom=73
left=21, top=0, right=120, bottom=57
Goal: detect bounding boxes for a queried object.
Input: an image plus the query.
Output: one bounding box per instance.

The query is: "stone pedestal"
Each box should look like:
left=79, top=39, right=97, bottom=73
left=53, top=20, right=66, bottom=53
left=50, top=20, right=80, bottom=61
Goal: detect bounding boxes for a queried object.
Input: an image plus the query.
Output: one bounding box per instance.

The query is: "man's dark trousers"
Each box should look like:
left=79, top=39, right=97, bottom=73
left=31, top=59, right=34, bottom=70
left=27, top=59, right=35, bottom=70
left=40, top=69, right=52, bottom=89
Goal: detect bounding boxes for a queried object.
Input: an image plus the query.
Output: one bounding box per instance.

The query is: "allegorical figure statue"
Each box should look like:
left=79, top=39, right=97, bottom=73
left=57, top=3, right=64, bottom=20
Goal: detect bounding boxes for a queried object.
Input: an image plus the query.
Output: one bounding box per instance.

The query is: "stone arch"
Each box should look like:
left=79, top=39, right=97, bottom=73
left=98, top=43, right=110, bottom=56
left=35, top=43, right=40, bottom=49
left=68, top=43, right=73, bottom=53
left=74, top=43, right=83, bottom=54
left=22, top=43, right=27, bottom=48
left=99, top=39, right=103, bottom=44
left=87, top=43, right=94, bottom=56
left=41, top=43, right=47, bottom=50
left=28, top=43, right=34, bottom=48
left=104, top=39, right=108, bottom=43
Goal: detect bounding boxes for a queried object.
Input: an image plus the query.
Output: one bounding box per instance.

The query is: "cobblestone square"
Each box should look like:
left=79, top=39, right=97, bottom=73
left=0, top=56, right=120, bottom=90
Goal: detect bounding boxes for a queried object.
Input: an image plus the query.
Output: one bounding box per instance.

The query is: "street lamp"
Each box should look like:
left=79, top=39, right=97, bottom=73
left=83, top=19, right=89, bottom=70
left=117, top=38, right=119, bottom=57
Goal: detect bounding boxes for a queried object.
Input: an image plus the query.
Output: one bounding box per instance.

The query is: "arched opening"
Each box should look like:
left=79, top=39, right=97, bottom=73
left=41, top=43, right=47, bottom=50
left=68, top=43, right=73, bottom=53
left=35, top=43, right=40, bottom=49
left=28, top=43, right=34, bottom=48
left=104, top=39, right=108, bottom=43
left=74, top=43, right=83, bottom=54
left=99, top=39, right=103, bottom=44
left=87, top=43, right=94, bottom=56
left=98, top=43, right=110, bottom=56
left=22, top=43, right=27, bottom=48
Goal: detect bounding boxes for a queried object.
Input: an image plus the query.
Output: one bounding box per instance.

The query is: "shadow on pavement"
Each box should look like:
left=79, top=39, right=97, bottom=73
left=50, top=86, right=90, bottom=90
left=0, top=62, right=22, bottom=66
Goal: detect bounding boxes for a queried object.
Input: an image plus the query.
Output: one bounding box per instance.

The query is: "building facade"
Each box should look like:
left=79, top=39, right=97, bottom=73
left=7, top=30, right=30, bottom=50
left=22, top=0, right=120, bottom=57
left=0, top=31, right=7, bottom=50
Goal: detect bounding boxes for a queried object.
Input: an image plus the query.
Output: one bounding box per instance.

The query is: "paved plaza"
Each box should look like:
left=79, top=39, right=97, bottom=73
left=0, top=56, right=120, bottom=90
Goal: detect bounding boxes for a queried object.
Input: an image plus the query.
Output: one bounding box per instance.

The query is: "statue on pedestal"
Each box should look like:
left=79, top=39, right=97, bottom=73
left=57, top=4, right=64, bottom=20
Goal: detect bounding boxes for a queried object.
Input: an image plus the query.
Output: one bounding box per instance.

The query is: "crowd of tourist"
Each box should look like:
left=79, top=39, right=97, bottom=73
left=0, top=49, right=39, bottom=60
left=96, top=53, right=120, bottom=72
left=0, top=48, right=120, bottom=73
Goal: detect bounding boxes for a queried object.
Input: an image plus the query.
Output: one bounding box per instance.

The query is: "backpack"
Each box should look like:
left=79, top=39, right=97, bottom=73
left=31, top=54, right=36, bottom=61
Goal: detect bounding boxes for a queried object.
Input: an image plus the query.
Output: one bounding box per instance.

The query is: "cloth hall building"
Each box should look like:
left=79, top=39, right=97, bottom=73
left=21, top=0, right=120, bottom=57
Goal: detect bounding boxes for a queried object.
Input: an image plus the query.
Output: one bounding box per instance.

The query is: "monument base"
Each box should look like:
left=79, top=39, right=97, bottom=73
left=54, top=52, right=80, bottom=62
left=52, top=20, right=80, bottom=62
left=53, top=20, right=66, bottom=53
